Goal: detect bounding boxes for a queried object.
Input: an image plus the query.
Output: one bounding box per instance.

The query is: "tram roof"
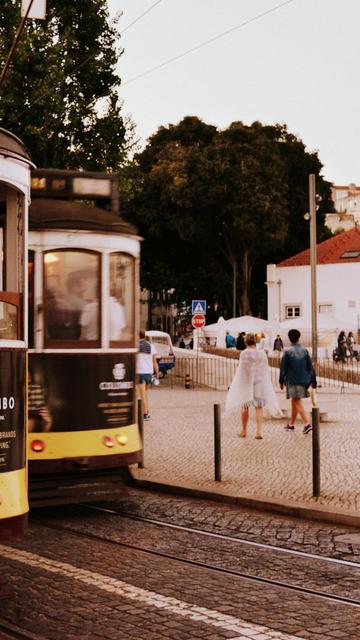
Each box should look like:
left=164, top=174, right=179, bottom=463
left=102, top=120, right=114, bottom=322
left=0, top=128, right=32, bottom=164
left=29, top=198, right=138, bottom=235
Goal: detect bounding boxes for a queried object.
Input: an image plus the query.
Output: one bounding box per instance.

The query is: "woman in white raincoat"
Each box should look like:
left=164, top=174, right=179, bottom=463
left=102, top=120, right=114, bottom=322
left=225, top=333, right=282, bottom=439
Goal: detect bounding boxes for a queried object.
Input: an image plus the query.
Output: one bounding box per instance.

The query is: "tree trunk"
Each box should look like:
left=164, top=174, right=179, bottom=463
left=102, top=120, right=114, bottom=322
left=238, top=249, right=252, bottom=316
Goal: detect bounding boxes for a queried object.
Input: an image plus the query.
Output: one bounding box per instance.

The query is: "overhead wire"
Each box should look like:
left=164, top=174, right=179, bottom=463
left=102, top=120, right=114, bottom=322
left=121, top=0, right=163, bottom=34
left=13, top=0, right=296, bottom=116
left=123, top=0, right=296, bottom=86
left=13, top=0, right=164, bottom=117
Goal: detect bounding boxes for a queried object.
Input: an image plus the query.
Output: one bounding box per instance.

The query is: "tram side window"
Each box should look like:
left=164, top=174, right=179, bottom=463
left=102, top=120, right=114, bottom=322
left=109, top=253, right=134, bottom=344
left=0, top=225, right=19, bottom=340
left=44, top=250, right=100, bottom=345
left=28, top=251, right=35, bottom=348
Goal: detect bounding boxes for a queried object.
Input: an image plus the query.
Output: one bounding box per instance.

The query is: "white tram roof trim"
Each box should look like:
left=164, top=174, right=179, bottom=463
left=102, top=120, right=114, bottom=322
left=28, top=230, right=140, bottom=258
left=0, top=129, right=35, bottom=197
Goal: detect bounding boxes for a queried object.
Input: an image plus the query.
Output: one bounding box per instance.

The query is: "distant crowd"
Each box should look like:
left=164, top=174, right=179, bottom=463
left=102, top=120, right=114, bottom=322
left=225, top=331, right=284, bottom=353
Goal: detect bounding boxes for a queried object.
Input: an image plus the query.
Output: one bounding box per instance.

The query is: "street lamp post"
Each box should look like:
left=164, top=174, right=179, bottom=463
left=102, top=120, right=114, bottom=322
left=309, top=174, right=318, bottom=364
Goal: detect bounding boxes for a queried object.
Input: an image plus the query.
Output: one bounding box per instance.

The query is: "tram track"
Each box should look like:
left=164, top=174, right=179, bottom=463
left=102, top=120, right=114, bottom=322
left=31, top=509, right=360, bottom=610
left=0, top=620, right=47, bottom=640
left=83, top=503, right=360, bottom=569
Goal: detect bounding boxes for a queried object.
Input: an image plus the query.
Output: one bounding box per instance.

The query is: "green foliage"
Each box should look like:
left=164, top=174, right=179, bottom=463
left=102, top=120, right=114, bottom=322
left=121, top=117, right=334, bottom=319
left=0, top=0, right=132, bottom=169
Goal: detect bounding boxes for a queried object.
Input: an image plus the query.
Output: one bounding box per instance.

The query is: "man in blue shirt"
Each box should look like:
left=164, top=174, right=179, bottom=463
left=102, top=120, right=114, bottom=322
left=225, top=331, right=236, bottom=348
left=279, top=329, right=316, bottom=434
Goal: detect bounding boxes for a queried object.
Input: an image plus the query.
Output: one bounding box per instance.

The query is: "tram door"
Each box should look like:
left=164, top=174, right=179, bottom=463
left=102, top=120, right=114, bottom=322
left=0, top=129, right=32, bottom=539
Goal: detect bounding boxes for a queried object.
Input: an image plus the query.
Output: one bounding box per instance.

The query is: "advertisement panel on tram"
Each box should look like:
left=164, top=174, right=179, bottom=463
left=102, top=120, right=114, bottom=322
left=0, top=128, right=33, bottom=539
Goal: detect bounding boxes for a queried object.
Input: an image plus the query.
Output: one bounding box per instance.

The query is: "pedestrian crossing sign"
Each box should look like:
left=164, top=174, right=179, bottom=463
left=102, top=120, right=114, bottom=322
left=192, top=300, right=206, bottom=315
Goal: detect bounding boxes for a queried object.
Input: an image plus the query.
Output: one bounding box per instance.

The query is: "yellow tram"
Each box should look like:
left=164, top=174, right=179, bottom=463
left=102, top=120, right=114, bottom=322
left=27, top=170, right=142, bottom=504
left=0, top=129, right=33, bottom=538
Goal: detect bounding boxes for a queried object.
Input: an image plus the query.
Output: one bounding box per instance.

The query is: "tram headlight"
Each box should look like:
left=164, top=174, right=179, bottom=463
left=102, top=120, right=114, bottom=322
left=31, top=439, right=46, bottom=452
left=116, top=434, right=128, bottom=446
left=103, top=436, right=116, bottom=448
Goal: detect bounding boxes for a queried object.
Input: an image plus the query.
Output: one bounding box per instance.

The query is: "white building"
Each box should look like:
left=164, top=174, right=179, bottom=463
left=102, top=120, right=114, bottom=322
left=326, top=184, right=360, bottom=232
left=267, top=227, right=360, bottom=333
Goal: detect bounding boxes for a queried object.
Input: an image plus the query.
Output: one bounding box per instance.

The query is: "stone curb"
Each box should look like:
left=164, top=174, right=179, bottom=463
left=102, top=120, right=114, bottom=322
left=129, top=472, right=360, bottom=528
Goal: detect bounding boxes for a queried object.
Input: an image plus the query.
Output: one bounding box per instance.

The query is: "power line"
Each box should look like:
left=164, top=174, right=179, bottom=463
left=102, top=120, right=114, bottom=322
left=0, top=0, right=36, bottom=90
left=123, top=0, right=296, bottom=86
left=12, top=1, right=164, bottom=117
left=121, top=0, right=163, bottom=34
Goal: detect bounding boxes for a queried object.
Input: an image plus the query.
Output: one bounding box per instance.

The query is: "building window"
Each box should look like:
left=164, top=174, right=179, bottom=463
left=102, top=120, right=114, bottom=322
left=318, top=304, right=334, bottom=315
left=340, top=250, right=360, bottom=259
left=285, top=305, right=301, bottom=319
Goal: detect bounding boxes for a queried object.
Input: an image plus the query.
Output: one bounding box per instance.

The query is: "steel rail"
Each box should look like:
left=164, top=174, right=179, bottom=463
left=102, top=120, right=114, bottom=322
left=0, top=620, right=47, bottom=640
left=31, top=517, right=360, bottom=609
left=84, top=504, right=360, bottom=569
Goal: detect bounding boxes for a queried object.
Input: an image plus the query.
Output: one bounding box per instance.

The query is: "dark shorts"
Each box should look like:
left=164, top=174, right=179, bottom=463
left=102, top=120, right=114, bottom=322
left=286, top=384, right=309, bottom=400
left=138, top=373, right=152, bottom=385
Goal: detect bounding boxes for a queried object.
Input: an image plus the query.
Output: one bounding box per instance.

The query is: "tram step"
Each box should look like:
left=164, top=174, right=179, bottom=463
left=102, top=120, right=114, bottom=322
left=29, top=468, right=133, bottom=507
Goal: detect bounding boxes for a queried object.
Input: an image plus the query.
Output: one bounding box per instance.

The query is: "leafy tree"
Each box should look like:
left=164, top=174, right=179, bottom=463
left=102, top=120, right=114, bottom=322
left=0, top=0, right=132, bottom=170
left=121, top=116, right=333, bottom=320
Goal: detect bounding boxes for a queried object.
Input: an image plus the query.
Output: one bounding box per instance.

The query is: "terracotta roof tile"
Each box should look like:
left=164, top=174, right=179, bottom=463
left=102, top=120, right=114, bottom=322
left=278, top=227, right=360, bottom=267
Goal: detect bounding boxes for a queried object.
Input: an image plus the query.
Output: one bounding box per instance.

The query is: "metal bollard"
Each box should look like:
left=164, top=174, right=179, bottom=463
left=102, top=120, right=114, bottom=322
left=214, top=403, right=221, bottom=482
left=185, top=372, right=191, bottom=389
left=137, top=398, right=144, bottom=469
left=312, top=406, right=320, bottom=497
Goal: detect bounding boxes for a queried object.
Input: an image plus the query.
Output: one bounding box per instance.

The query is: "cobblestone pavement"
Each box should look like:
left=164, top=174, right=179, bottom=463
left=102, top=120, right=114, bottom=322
left=101, top=489, right=360, bottom=562
left=0, top=503, right=359, bottom=640
left=32, top=504, right=360, bottom=599
left=132, top=386, right=360, bottom=514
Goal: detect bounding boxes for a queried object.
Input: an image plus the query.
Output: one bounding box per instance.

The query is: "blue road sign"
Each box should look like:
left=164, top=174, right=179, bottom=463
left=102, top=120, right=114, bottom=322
left=192, top=300, right=206, bottom=315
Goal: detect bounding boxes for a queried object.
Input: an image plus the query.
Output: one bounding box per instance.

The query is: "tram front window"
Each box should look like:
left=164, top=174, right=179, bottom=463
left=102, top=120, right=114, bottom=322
left=109, top=253, right=134, bottom=344
left=44, top=250, right=100, bottom=345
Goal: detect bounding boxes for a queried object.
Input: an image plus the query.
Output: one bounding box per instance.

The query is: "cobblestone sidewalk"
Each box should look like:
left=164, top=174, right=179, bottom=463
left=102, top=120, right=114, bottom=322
left=132, top=386, right=360, bottom=517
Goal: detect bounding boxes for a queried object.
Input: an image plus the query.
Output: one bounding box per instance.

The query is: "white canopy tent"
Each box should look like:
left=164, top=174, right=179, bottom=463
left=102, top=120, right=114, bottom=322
left=201, top=315, right=272, bottom=349
left=278, top=314, right=357, bottom=352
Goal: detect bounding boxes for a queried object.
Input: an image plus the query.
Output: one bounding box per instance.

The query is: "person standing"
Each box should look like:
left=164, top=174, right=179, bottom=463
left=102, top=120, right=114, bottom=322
left=137, top=330, right=159, bottom=421
left=347, top=331, right=355, bottom=357
left=337, top=330, right=347, bottom=360
left=279, top=329, right=315, bottom=434
left=273, top=334, right=283, bottom=353
left=226, top=333, right=282, bottom=439
left=236, top=332, right=246, bottom=351
left=225, top=331, right=236, bottom=348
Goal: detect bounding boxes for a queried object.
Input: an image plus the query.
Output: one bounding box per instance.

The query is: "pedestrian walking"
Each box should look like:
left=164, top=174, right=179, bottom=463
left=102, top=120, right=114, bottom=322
left=279, top=329, right=316, bottom=434
left=136, top=330, right=159, bottom=421
left=225, top=333, right=282, bottom=439
left=273, top=334, right=283, bottom=353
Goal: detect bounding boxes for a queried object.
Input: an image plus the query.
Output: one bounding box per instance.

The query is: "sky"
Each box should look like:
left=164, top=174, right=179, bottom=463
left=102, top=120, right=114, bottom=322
left=107, top=0, right=360, bottom=186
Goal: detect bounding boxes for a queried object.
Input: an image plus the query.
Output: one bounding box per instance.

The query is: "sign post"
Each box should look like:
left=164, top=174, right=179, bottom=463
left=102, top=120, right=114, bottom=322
left=191, top=301, right=206, bottom=388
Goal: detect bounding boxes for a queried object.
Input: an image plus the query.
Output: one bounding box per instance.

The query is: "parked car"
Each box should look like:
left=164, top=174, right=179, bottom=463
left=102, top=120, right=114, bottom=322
left=145, top=330, right=176, bottom=377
